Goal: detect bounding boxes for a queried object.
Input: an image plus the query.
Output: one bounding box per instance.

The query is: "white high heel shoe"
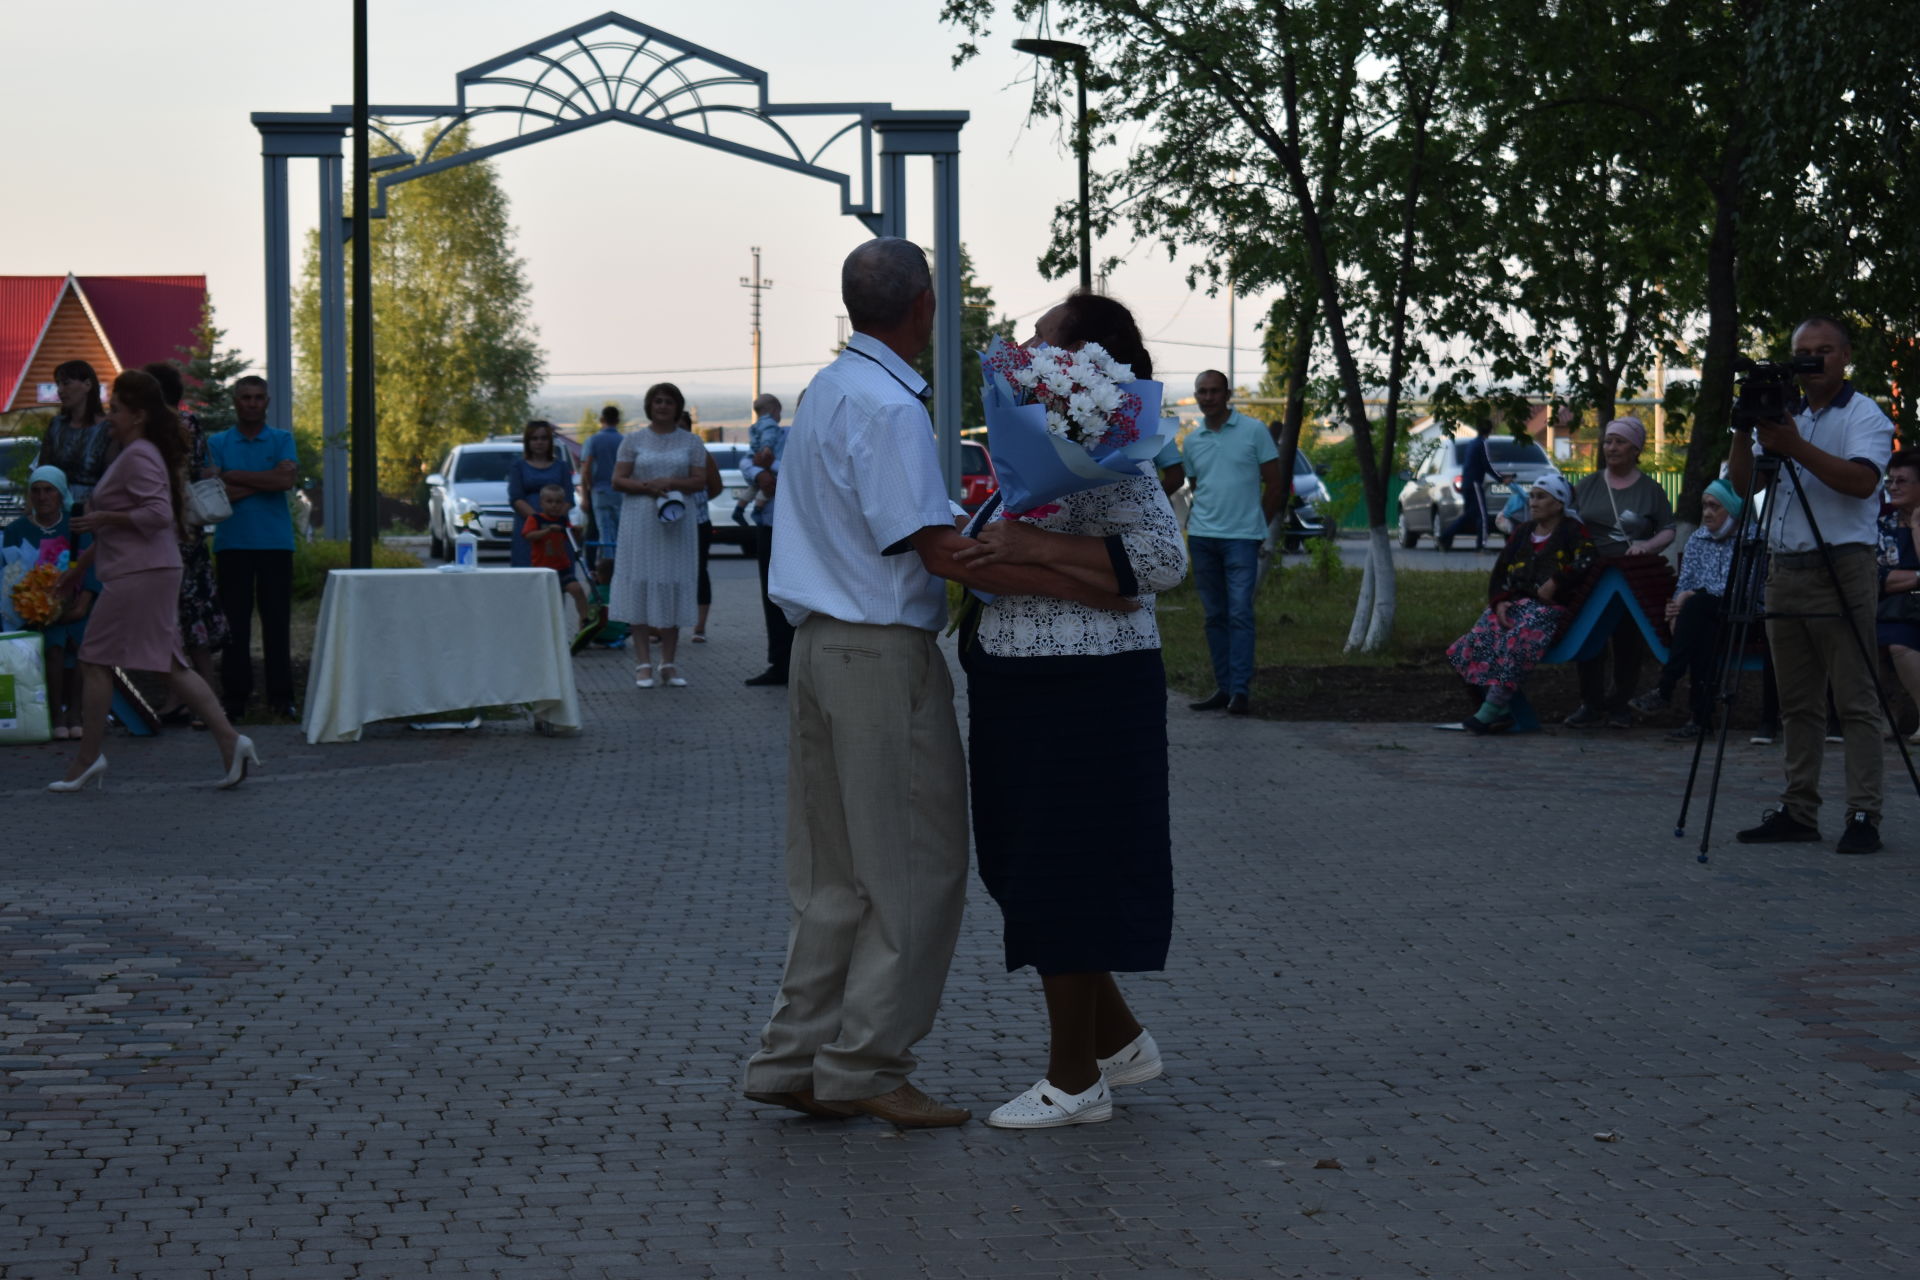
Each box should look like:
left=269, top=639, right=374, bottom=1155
left=216, top=736, right=261, bottom=790
left=48, top=756, right=108, bottom=792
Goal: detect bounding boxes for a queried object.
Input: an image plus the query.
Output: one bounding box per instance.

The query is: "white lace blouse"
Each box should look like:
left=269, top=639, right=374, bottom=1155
left=976, top=473, right=1189, bottom=658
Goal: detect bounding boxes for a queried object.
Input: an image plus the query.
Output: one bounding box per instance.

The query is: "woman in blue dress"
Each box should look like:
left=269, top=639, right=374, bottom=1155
left=506, top=420, right=574, bottom=568
left=2, top=466, right=101, bottom=739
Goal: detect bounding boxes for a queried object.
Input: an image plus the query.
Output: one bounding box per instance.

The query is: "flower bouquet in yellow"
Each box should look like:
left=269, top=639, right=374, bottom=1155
left=9, top=564, right=63, bottom=629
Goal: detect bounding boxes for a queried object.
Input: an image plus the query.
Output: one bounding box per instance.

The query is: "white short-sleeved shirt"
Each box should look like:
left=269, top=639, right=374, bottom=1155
left=1753, top=383, right=1894, bottom=551
left=769, top=332, right=956, bottom=632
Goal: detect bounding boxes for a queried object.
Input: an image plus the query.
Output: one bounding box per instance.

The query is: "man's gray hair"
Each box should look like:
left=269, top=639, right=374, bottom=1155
left=753, top=393, right=782, bottom=418
left=842, top=237, right=932, bottom=331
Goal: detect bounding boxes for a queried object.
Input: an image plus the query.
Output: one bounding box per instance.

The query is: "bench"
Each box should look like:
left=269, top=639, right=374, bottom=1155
left=1505, top=557, right=1761, bottom=732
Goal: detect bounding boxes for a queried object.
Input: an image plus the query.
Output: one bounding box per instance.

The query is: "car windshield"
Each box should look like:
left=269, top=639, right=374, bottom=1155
left=1454, top=437, right=1549, bottom=466
left=707, top=446, right=748, bottom=470
left=453, top=451, right=517, bottom=483
left=1293, top=452, right=1314, bottom=475
left=962, top=443, right=989, bottom=475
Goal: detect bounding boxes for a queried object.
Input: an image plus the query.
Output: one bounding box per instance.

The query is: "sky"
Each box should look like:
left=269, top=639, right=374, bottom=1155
left=2, top=1, right=1272, bottom=412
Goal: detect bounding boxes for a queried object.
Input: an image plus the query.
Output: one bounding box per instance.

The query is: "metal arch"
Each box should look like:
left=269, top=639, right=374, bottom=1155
left=253, top=10, right=973, bottom=537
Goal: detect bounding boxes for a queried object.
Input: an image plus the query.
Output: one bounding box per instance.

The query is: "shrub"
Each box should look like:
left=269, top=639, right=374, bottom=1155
left=287, top=538, right=421, bottom=601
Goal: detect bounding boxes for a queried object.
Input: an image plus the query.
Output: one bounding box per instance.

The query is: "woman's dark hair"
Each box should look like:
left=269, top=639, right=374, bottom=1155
left=53, top=359, right=104, bottom=424
left=521, top=419, right=557, bottom=458
left=1052, top=292, right=1153, bottom=379
left=1889, top=452, right=1920, bottom=481
left=141, top=361, right=185, bottom=406
left=600, top=404, right=621, bottom=426
left=644, top=382, right=686, bottom=423
left=111, top=369, right=188, bottom=534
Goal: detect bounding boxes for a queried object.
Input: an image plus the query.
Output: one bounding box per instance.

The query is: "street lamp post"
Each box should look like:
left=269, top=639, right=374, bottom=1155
left=1013, top=37, right=1092, bottom=293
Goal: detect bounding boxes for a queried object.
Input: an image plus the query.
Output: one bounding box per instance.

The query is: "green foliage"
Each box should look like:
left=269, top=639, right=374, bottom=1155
left=292, top=124, right=545, bottom=495
left=913, top=243, right=1016, bottom=430
left=288, top=538, right=420, bottom=601
left=1155, top=567, right=1487, bottom=681
left=177, top=297, right=250, bottom=433
left=2, top=411, right=53, bottom=488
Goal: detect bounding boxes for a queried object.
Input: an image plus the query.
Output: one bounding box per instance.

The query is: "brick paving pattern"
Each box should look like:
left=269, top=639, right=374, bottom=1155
left=3, top=558, right=1916, bottom=1278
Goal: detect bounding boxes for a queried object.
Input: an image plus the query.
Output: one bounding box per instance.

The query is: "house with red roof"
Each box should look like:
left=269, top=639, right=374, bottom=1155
left=1, top=274, right=206, bottom=412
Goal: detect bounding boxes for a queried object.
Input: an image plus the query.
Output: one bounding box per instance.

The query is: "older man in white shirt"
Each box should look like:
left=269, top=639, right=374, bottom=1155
left=742, top=238, right=1134, bottom=1128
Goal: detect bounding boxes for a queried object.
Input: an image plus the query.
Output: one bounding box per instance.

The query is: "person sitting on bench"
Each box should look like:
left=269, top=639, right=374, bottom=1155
left=1630, top=479, right=1745, bottom=740
left=1447, top=474, right=1596, bottom=734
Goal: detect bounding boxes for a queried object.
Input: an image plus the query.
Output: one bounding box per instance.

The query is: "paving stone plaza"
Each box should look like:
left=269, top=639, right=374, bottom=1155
left=4, top=564, right=1918, bottom=1278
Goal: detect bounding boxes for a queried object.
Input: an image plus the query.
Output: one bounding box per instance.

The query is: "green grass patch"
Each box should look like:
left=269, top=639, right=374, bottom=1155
left=1156, top=563, right=1487, bottom=694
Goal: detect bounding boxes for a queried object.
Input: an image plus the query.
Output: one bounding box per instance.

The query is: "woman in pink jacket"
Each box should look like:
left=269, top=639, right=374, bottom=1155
left=51, top=370, right=258, bottom=792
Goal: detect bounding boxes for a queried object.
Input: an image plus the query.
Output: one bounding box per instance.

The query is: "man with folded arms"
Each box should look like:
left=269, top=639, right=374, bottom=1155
left=742, top=238, right=1136, bottom=1128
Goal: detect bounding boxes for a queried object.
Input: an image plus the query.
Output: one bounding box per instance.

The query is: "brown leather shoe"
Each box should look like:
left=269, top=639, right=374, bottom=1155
left=742, top=1088, right=856, bottom=1120
left=838, top=1083, right=971, bottom=1128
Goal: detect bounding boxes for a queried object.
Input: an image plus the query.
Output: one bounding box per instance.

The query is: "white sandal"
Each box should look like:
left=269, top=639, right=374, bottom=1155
left=1096, top=1029, right=1163, bottom=1087
left=634, top=663, right=655, bottom=689
left=661, top=663, right=688, bottom=688
left=986, top=1076, right=1112, bottom=1129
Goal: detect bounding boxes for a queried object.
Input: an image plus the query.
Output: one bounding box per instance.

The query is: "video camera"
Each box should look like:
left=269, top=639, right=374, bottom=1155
left=1732, top=354, right=1824, bottom=430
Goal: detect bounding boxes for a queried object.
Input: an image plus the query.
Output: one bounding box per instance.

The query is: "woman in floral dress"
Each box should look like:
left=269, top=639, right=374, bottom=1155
left=1448, top=472, right=1595, bottom=733
left=143, top=363, right=228, bottom=727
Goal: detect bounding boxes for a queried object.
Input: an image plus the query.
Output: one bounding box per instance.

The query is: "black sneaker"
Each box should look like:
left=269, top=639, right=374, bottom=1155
left=1226, top=693, right=1251, bottom=716
left=1735, top=808, right=1822, bottom=844
left=1605, top=707, right=1634, bottom=729
left=1563, top=704, right=1601, bottom=729
left=1836, top=811, right=1882, bottom=855
left=1750, top=722, right=1778, bottom=746
left=1666, top=721, right=1703, bottom=741
left=1189, top=692, right=1230, bottom=712
left=1628, top=689, right=1671, bottom=715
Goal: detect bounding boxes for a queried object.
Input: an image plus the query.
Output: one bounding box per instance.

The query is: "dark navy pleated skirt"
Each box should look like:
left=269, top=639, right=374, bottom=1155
left=963, top=644, right=1173, bottom=975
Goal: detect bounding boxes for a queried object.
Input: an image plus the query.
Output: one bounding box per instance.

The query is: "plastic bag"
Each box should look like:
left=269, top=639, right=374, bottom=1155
left=0, top=630, right=51, bottom=745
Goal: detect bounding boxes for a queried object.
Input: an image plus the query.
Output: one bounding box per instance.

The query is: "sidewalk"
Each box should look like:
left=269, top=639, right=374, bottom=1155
left=3, top=563, right=1916, bottom=1278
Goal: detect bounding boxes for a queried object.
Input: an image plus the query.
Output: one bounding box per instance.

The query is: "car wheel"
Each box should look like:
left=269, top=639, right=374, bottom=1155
left=1433, top=513, right=1453, bottom=552
left=429, top=525, right=447, bottom=561
left=1398, top=510, right=1419, bottom=549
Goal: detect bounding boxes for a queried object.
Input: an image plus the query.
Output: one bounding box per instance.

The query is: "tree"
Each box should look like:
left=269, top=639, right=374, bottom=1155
left=292, top=124, right=544, bottom=495
left=913, top=243, right=1016, bottom=430
left=946, top=0, right=1473, bottom=650
left=176, top=297, right=251, bottom=433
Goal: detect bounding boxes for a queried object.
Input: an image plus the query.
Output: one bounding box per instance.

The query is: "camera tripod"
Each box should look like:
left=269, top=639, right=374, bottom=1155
left=1674, top=449, right=1920, bottom=861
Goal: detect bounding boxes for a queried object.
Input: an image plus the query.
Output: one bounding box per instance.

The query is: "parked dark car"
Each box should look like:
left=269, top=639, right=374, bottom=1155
left=1397, top=434, right=1553, bottom=548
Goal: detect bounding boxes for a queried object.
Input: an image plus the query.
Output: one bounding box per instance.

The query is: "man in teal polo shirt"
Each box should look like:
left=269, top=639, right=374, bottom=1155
left=208, top=375, right=299, bottom=721
left=1157, top=369, right=1283, bottom=714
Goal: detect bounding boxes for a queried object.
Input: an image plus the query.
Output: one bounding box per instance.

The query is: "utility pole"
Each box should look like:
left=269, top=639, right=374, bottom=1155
left=739, top=247, right=773, bottom=400
left=1226, top=273, right=1237, bottom=401
left=349, top=0, right=375, bottom=568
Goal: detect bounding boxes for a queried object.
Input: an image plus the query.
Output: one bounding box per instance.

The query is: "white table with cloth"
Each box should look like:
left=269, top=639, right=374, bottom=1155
left=302, top=567, right=582, bottom=744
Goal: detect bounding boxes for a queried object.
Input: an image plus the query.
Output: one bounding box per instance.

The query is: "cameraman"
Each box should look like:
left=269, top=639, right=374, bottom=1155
left=1729, top=315, right=1895, bottom=854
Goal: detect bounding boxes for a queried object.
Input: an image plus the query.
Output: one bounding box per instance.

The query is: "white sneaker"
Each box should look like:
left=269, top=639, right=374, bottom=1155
left=1096, top=1029, right=1163, bottom=1087
left=986, top=1076, right=1112, bottom=1129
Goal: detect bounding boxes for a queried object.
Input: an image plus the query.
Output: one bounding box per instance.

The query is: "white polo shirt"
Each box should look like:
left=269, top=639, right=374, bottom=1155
left=769, top=332, right=956, bottom=632
left=1753, top=383, right=1894, bottom=551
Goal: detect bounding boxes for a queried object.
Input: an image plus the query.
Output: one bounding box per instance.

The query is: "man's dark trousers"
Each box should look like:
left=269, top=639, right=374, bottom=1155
left=218, top=549, right=295, bottom=712
left=756, top=523, right=794, bottom=678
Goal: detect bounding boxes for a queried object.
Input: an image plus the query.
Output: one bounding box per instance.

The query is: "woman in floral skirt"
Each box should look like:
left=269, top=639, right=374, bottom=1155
left=143, top=363, right=228, bottom=728
left=1447, top=472, right=1595, bottom=733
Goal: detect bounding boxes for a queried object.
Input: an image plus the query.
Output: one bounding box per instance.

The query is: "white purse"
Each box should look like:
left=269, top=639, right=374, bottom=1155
left=185, top=477, right=233, bottom=526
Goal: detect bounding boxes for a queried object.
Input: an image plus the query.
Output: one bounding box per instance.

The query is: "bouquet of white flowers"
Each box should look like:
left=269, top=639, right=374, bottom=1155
left=977, top=336, right=1167, bottom=518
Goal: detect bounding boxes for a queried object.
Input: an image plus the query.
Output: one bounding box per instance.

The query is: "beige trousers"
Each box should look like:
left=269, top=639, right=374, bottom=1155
left=744, top=615, right=969, bottom=1101
left=1765, top=544, right=1884, bottom=825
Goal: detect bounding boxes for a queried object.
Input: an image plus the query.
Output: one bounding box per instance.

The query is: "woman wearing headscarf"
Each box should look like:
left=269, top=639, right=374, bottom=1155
left=48, top=370, right=255, bottom=792
left=1447, top=473, right=1596, bottom=733
left=1566, top=416, right=1676, bottom=727
left=35, top=360, right=115, bottom=514
left=2, top=465, right=100, bottom=739
left=1630, top=479, right=1746, bottom=740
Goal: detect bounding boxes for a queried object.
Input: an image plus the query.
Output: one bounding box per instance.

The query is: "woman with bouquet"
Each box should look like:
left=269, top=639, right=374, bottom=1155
left=954, top=293, right=1187, bottom=1129
left=49, top=369, right=256, bottom=792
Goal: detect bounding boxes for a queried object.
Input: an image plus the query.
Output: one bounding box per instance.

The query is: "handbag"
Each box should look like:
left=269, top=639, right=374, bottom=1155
left=1878, top=591, right=1920, bottom=625
left=185, top=477, right=232, bottom=526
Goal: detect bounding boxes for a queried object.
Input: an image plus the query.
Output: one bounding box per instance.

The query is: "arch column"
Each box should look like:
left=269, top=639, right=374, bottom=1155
left=875, top=113, right=968, bottom=495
